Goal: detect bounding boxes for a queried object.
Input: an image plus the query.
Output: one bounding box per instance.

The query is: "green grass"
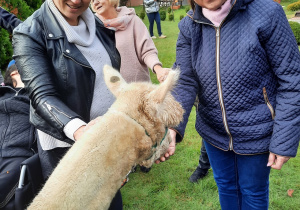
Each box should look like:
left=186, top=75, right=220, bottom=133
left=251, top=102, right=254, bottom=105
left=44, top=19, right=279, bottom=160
left=121, top=5, right=300, bottom=210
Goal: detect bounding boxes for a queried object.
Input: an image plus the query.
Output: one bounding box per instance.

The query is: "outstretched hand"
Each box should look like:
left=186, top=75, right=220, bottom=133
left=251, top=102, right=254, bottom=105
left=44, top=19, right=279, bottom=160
left=155, top=129, right=177, bottom=164
left=267, top=152, right=290, bottom=170
left=74, top=118, right=100, bottom=141
left=154, top=65, right=171, bottom=83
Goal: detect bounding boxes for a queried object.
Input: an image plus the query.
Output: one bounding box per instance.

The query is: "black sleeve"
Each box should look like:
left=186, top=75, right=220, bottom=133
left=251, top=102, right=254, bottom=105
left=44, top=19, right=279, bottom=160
left=0, top=7, right=22, bottom=34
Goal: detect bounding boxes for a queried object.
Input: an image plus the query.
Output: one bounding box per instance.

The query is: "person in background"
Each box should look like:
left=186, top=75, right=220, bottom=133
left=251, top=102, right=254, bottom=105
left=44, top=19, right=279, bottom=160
left=0, top=6, right=22, bottom=34
left=189, top=140, right=210, bottom=183
left=12, top=0, right=122, bottom=209
left=164, top=0, right=300, bottom=209
left=91, top=0, right=170, bottom=173
left=0, top=7, right=22, bottom=86
left=189, top=97, right=210, bottom=183
left=91, top=0, right=169, bottom=82
left=144, top=0, right=166, bottom=39
left=0, top=61, right=36, bottom=209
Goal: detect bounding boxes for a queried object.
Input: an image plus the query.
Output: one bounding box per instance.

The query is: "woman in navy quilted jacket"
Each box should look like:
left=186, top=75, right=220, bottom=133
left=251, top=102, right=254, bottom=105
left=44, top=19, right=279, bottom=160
left=164, top=0, right=300, bottom=209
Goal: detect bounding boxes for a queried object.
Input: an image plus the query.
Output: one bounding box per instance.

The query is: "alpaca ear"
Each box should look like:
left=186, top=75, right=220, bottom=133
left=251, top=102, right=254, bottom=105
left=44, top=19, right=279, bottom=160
left=149, top=69, right=179, bottom=104
left=103, top=65, right=127, bottom=97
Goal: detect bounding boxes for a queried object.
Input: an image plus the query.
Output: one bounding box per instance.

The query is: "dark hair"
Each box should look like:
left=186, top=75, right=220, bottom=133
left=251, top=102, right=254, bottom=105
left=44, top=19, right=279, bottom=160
left=189, top=0, right=196, bottom=11
left=4, top=64, right=18, bottom=87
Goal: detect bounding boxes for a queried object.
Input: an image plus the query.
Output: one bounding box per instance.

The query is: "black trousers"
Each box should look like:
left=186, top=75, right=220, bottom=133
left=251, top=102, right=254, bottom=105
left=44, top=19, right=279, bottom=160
left=198, top=139, right=211, bottom=170
left=37, top=140, right=123, bottom=209
left=0, top=156, right=28, bottom=210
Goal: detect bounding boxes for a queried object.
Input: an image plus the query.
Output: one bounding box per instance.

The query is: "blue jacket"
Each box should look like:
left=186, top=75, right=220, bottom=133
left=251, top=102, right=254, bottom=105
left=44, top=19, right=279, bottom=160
left=0, top=86, right=36, bottom=158
left=173, top=0, right=300, bottom=157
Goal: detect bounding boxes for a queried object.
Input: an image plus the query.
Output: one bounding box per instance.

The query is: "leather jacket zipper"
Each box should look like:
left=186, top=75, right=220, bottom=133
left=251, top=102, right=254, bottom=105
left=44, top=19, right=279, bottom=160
left=263, top=87, right=275, bottom=120
left=14, top=88, right=24, bottom=96
left=63, top=54, right=93, bottom=70
left=44, top=102, right=72, bottom=126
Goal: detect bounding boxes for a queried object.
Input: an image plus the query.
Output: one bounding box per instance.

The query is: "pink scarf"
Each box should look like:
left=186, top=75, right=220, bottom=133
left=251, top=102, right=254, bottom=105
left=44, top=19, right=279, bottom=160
left=98, top=7, right=134, bottom=31
left=202, top=0, right=232, bottom=27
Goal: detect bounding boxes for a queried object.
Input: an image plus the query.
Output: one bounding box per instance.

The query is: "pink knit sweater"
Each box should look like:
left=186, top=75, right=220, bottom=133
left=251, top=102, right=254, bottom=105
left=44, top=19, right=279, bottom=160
left=97, top=7, right=162, bottom=83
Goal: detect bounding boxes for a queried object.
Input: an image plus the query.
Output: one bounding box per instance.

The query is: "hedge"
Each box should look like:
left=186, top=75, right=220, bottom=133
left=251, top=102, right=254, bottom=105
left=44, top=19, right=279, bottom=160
left=289, top=21, right=300, bottom=44
left=287, top=1, right=300, bottom=11
left=0, top=0, right=43, bottom=72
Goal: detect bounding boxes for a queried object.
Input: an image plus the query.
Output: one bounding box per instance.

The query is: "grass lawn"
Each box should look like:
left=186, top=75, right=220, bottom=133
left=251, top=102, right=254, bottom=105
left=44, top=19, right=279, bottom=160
left=120, top=4, right=300, bottom=210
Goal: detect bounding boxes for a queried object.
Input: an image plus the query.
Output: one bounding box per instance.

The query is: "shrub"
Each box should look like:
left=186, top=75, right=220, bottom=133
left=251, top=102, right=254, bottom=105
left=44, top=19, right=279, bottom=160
left=0, top=29, right=13, bottom=72
left=287, top=1, right=300, bottom=11
left=180, top=15, right=184, bottom=20
left=185, top=6, right=191, bottom=13
left=0, top=0, right=38, bottom=71
left=160, top=10, right=166, bottom=21
left=289, top=21, right=300, bottom=44
left=169, top=13, right=174, bottom=21
left=167, top=7, right=171, bottom=14
left=140, top=11, right=145, bottom=20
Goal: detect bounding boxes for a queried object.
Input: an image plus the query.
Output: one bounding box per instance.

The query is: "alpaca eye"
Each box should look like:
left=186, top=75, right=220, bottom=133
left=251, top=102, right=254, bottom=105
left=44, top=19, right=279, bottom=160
left=110, top=76, right=120, bottom=83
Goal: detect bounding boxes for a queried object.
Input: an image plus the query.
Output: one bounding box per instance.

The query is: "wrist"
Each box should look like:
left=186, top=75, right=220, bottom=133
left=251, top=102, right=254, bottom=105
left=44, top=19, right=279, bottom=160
left=153, top=64, right=162, bottom=74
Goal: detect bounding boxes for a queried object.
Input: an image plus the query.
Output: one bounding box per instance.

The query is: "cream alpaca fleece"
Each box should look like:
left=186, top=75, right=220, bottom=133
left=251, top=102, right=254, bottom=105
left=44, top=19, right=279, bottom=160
left=97, top=6, right=162, bottom=83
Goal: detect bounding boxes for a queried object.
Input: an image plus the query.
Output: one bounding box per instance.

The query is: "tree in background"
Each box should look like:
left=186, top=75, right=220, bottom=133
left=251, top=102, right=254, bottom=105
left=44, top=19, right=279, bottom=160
left=0, top=0, right=43, bottom=72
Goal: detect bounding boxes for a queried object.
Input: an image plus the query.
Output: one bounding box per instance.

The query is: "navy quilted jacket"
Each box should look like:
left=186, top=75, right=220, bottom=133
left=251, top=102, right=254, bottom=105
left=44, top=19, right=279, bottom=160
left=173, top=0, right=300, bottom=157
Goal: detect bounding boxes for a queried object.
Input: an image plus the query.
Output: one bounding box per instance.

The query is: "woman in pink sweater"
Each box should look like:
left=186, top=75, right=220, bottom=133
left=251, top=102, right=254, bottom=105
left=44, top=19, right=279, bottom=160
left=91, top=0, right=169, bottom=83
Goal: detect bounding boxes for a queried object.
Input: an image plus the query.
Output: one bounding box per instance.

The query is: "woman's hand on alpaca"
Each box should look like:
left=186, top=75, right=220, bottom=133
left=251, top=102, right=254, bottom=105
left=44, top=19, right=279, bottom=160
left=154, top=65, right=170, bottom=83
left=267, top=152, right=290, bottom=170
left=155, top=129, right=177, bottom=164
left=74, top=125, right=86, bottom=141
left=74, top=118, right=100, bottom=141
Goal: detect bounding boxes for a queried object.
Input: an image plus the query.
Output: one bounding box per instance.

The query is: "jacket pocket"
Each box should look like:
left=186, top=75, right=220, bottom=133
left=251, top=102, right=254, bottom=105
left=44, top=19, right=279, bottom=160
left=263, top=87, right=275, bottom=120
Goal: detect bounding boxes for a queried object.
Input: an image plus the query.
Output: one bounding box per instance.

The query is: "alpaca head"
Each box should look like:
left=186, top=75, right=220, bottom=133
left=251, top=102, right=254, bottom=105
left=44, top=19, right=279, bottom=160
left=103, top=65, right=184, bottom=166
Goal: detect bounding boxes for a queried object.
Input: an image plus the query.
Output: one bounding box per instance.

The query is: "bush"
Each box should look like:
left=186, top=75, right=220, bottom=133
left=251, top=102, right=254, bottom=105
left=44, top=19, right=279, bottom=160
left=0, top=29, right=13, bottom=72
left=180, top=15, right=184, bottom=20
left=0, top=0, right=39, bottom=71
left=289, top=21, right=300, bottom=44
left=287, top=1, right=300, bottom=11
left=169, top=13, right=174, bottom=21
left=185, top=6, right=191, bottom=13
left=160, top=10, right=166, bottom=21
left=167, top=7, right=171, bottom=14
left=140, top=11, right=145, bottom=20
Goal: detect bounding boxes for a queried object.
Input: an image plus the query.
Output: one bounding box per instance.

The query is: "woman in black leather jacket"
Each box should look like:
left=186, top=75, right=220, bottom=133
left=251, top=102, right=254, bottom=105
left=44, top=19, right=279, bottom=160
left=12, top=0, right=122, bottom=209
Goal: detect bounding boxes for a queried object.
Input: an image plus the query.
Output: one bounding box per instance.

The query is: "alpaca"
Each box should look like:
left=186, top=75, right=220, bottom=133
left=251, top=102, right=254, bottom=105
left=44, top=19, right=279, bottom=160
left=28, top=65, right=184, bottom=210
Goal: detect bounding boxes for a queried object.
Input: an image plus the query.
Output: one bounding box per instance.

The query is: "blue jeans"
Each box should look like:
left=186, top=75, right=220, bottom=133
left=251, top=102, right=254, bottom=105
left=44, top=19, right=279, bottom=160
left=146, top=12, right=162, bottom=37
left=204, top=140, right=271, bottom=210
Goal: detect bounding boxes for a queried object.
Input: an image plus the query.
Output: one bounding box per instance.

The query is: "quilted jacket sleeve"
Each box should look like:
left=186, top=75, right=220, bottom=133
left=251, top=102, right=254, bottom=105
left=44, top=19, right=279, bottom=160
left=264, top=4, right=300, bottom=157
left=172, top=17, right=199, bottom=142
left=0, top=7, right=22, bottom=34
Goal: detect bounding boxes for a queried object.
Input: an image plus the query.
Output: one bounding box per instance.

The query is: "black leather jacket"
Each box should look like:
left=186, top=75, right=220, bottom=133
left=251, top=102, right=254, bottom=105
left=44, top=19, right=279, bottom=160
left=12, top=3, right=120, bottom=144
